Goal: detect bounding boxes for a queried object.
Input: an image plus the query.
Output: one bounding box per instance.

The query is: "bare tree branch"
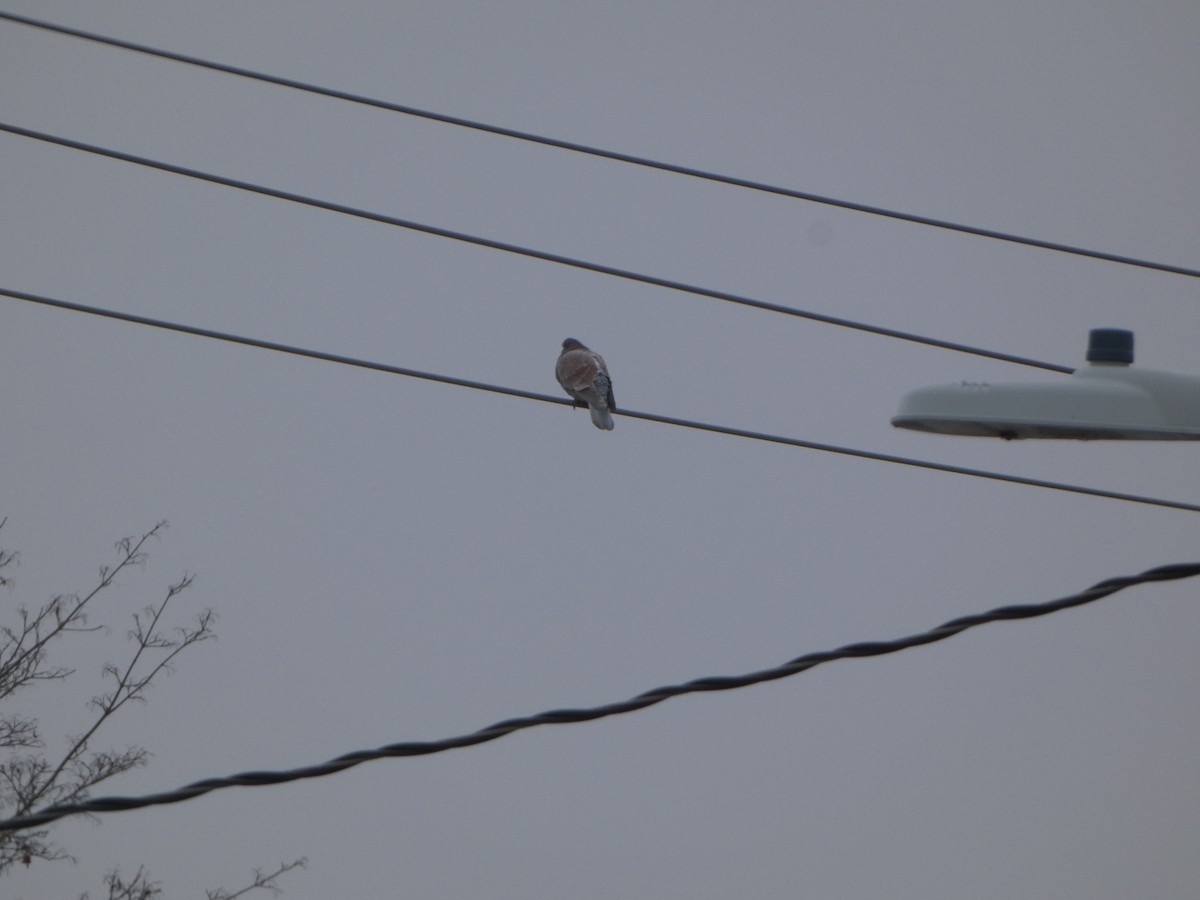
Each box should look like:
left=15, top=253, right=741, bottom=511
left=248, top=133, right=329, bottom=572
left=0, top=522, right=212, bottom=875
left=0, top=716, right=39, bottom=750
left=1, top=521, right=304, bottom=896
left=205, top=858, right=308, bottom=900
left=18, top=575, right=212, bottom=817
left=0, top=523, right=168, bottom=702
left=0, top=518, right=16, bottom=590
left=78, top=864, right=162, bottom=900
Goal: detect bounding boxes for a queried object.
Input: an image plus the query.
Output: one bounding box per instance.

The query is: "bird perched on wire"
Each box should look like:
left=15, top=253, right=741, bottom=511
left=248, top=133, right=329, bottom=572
left=555, top=338, right=616, bottom=430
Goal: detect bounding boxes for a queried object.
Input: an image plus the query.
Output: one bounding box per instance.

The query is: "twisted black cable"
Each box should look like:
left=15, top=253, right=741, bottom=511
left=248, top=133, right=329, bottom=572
left=4, top=286, right=1198, bottom=513
left=0, top=121, right=1072, bottom=373
left=1, top=10, right=1198, bottom=280
left=1, top=561, right=1196, bottom=832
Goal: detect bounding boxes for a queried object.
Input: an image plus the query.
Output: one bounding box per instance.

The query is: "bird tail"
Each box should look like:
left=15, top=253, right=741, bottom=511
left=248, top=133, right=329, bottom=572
left=590, top=406, right=615, bottom=431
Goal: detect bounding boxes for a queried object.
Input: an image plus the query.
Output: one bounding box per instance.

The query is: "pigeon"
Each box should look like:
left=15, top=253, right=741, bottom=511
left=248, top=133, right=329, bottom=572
left=555, top=338, right=616, bottom=431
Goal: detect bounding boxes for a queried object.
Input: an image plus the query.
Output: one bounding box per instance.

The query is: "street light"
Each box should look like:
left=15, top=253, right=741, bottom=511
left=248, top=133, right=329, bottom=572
left=892, top=329, right=1200, bottom=440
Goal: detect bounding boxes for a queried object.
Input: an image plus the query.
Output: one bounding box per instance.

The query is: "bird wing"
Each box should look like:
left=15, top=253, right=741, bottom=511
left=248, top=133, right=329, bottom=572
left=556, top=349, right=602, bottom=393
left=593, top=367, right=615, bottom=411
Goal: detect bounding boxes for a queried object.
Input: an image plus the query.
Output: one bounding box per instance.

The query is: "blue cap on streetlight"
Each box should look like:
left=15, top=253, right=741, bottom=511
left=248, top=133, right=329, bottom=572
left=1085, top=328, right=1134, bottom=364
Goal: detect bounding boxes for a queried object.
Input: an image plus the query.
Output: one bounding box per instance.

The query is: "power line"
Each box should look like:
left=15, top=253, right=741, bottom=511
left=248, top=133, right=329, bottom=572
left=4, top=285, right=1198, bottom=514
left=2, top=559, right=1196, bottom=833
left=2, top=10, right=1198, bottom=281
left=0, top=122, right=1071, bottom=374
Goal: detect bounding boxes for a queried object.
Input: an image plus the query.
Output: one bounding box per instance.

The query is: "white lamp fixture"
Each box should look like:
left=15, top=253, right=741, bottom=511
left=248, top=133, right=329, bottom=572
left=892, top=329, right=1200, bottom=440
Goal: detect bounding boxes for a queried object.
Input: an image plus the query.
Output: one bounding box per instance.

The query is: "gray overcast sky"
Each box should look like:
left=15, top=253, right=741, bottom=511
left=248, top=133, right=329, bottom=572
left=2, top=2, right=1199, bottom=898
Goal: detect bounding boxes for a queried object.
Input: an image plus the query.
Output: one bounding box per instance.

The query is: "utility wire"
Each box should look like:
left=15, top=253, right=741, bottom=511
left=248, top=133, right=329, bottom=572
left=5, top=286, right=1199, bottom=514
left=2, top=560, right=1196, bottom=833
left=0, top=122, right=1071, bottom=374
left=2, top=9, right=1198, bottom=280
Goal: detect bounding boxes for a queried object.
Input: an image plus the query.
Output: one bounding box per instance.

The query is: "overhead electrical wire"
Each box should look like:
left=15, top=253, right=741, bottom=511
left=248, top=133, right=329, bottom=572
left=4, top=286, right=1198, bottom=514
left=0, top=121, right=1072, bottom=374
left=1, top=9, right=1198, bottom=280
left=1, top=559, right=1196, bottom=833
